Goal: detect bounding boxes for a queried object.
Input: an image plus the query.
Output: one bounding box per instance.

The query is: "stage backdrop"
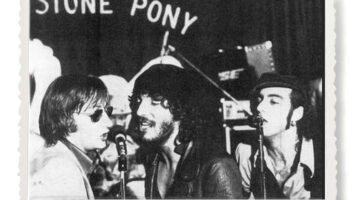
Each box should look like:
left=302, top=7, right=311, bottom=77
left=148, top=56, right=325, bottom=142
left=30, top=0, right=324, bottom=81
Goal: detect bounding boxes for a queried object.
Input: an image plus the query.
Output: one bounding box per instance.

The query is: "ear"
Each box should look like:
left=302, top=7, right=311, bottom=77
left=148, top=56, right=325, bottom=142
left=67, top=113, right=79, bottom=133
left=291, top=106, right=304, bottom=122
left=72, top=112, right=79, bottom=121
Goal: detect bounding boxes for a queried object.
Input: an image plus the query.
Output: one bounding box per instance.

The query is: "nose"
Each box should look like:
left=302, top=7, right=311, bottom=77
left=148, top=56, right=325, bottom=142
left=256, top=99, right=265, bottom=114
left=136, top=99, right=150, bottom=117
left=101, top=111, right=113, bottom=128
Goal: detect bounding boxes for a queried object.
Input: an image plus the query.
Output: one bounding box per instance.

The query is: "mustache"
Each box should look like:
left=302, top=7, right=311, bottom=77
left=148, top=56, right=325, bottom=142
left=138, top=116, right=156, bottom=127
left=248, top=114, right=268, bottom=127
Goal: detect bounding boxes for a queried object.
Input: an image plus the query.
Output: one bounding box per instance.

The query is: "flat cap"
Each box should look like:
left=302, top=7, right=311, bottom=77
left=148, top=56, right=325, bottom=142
left=253, top=72, right=305, bottom=92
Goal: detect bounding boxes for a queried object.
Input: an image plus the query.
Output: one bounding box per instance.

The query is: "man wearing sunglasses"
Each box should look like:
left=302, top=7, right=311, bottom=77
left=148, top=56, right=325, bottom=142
left=30, top=74, right=113, bottom=199
left=129, top=64, right=244, bottom=199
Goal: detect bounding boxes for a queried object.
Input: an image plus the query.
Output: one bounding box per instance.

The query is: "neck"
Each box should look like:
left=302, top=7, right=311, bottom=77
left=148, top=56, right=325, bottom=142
left=65, top=132, right=86, bottom=153
left=264, top=127, right=299, bottom=164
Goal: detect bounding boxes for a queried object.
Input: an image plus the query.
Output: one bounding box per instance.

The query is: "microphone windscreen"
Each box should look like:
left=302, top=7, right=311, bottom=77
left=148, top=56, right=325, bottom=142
left=248, top=115, right=263, bottom=128
left=107, top=125, right=125, bottom=142
left=115, top=133, right=127, bottom=156
left=115, top=133, right=126, bottom=143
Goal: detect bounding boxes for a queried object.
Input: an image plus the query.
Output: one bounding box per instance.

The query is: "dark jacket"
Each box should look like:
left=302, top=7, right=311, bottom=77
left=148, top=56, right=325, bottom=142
left=142, top=141, right=244, bottom=199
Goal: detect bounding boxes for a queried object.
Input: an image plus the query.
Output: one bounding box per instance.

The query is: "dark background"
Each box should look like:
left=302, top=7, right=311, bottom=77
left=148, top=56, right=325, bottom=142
left=30, top=1, right=325, bottom=197
left=30, top=0, right=324, bottom=81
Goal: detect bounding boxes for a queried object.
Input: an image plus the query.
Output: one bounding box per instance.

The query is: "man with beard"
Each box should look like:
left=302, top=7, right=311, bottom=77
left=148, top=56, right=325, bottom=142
left=235, top=72, right=324, bottom=199
left=129, top=64, right=244, bottom=199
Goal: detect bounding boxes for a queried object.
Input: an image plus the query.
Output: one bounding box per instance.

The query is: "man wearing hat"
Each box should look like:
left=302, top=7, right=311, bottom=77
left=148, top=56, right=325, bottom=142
left=129, top=63, right=244, bottom=199
left=236, top=72, right=324, bottom=199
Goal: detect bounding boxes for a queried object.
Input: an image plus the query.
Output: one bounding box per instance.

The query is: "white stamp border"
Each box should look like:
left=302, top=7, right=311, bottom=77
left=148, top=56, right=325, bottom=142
left=324, top=0, right=337, bottom=199
left=20, top=0, right=30, bottom=199
left=19, top=0, right=337, bottom=199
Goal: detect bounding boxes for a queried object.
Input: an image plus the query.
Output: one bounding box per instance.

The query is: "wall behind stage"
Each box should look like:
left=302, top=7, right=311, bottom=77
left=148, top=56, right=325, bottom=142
left=30, top=0, right=324, bottom=81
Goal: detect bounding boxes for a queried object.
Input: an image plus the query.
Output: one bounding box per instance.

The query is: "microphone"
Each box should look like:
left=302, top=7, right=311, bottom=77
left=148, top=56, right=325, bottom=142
left=247, top=114, right=267, bottom=198
left=115, top=133, right=127, bottom=156
left=107, top=125, right=125, bottom=143
left=115, top=133, right=127, bottom=171
left=114, top=133, right=127, bottom=198
left=248, top=115, right=264, bottom=128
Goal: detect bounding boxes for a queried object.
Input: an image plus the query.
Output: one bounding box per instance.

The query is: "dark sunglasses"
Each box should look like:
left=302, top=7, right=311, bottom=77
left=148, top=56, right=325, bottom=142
left=83, top=106, right=113, bottom=123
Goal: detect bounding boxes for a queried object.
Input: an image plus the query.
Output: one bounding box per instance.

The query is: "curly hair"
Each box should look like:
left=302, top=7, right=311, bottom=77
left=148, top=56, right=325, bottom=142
left=39, top=74, right=109, bottom=146
left=129, top=64, right=221, bottom=145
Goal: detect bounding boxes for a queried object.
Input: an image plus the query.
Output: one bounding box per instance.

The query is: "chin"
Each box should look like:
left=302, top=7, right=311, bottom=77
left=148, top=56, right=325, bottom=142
left=95, top=142, right=107, bottom=150
left=142, top=135, right=159, bottom=143
left=139, top=132, right=163, bottom=145
left=140, top=129, right=157, bottom=140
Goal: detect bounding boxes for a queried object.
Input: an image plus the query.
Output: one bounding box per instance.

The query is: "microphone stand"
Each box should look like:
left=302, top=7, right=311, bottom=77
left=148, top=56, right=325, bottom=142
left=116, top=134, right=127, bottom=200
left=256, top=118, right=267, bottom=199
left=118, top=154, right=127, bottom=199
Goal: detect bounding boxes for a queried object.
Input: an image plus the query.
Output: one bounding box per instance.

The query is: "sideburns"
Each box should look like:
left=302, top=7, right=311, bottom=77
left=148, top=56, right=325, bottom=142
left=285, top=104, right=294, bottom=130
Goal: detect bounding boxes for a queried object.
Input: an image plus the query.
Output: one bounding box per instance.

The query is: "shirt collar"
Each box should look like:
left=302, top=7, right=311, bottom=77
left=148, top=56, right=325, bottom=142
left=61, top=138, right=95, bottom=175
left=299, top=137, right=315, bottom=176
left=253, top=137, right=314, bottom=177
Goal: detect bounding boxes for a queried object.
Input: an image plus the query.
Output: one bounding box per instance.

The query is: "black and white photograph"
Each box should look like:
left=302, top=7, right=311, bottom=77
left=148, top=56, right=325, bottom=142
left=26, top=0, right=333, bottom=199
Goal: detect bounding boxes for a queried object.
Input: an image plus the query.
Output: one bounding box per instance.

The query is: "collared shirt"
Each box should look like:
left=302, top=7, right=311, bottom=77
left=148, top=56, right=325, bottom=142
left=236, top=137, right=314, bottom=199
left=252, top=137, right=314, bottom=178
left=61, top=138, right=95, bottom=175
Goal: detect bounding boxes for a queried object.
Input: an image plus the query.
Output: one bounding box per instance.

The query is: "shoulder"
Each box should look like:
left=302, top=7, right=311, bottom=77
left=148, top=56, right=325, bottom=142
left=235, top=143, right=252, bottom=156
left=31, top=142, right=77, bottom=173
left=30, top=145, right=88, bottom=198
left=234, top=143, right=253, bottom=195
left=199, top=151, right=242, bottom=183
left=235, top=143, right=252, bottom=164
left=199, top=152, right=244, bottom=198
left=31, top=147, right=83, bottom=183
left=204, top=153, right=238, bottom=170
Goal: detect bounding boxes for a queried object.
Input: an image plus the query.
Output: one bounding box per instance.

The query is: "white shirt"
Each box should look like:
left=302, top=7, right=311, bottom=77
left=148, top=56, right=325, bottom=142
left=235, top=137, right=314, bottom=199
